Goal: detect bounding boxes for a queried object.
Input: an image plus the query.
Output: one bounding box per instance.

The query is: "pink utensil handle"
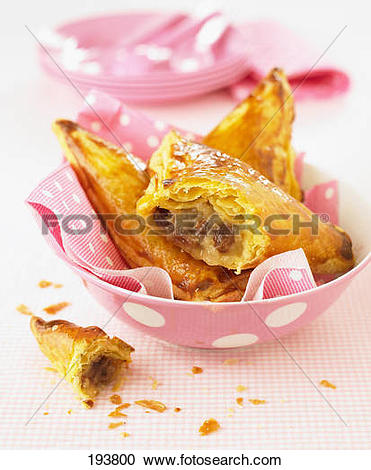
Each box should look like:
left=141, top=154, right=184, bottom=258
left=118, top=13, right=187, bottom=47
left=155, top=11, right=221, bottom=48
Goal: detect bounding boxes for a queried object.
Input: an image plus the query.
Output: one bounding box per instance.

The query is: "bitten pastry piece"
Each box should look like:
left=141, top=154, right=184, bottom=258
left=203, top=68, right=302, bottom=200
left=137, top=131, right=354, bottom=275
left=30, top=316, right=134, bottom=400
left=53, top=120, right=250, bottom=301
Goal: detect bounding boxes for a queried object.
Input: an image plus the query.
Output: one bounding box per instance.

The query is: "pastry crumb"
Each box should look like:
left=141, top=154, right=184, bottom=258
left=116, top=403, right=131, bottom=411
left=174, top=407, right=181, bottom=413
left=135, top=400, right=167, bottom=413
left=199, top=418, right=220, bottom=436
left=43, top=412, right=49, bottom=415
left=108, top=410, right=127, bottom=419
left=320, top=379, right=336, bottom=389
left=43, top=301, right=70, bottom=315
left=236, top=397, right=244, bottom=406
left=44, top=367, right=58, bottom=373
left=110, top=394, right=122, bottom=405
left=236, top=385, right=247, bottom=393
left=192, top=366, right=203, bottom=374
left=67, top=409, right=72, bottom=415
left=53, top=283, right=63, bottom=288
left=121, top=432, right=130, bottom=438
left=249, top=399, right=266, bottom=405
left=108, top=422, right=124, bottom=429
left=149, top=377, right=159, bottom=390
left=82, top=399, right=94, bottom=409
left=16, top=304, right=33, bottom=316
left=223, top=358, right=239, bottom=366
left=38, top=280, right=53, bottom=288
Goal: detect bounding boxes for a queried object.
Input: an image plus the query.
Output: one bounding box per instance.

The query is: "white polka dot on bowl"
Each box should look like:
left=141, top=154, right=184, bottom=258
left=147, top=135, right=160, bottom=148
left=265, top=302, right=307, bottom=328
left=124, top=302, right=165, bottom=327
left=212, top=333, right=258, bottom=348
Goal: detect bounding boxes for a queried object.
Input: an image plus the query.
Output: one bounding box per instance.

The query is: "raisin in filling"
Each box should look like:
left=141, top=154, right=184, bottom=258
left=82, top=356, right=121, bottom=391
left=154, top=207, right=235, bottom=254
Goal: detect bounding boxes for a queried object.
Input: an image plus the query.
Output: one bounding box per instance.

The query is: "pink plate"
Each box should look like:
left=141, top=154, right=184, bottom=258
left=38, top=11, right=250, bottom=103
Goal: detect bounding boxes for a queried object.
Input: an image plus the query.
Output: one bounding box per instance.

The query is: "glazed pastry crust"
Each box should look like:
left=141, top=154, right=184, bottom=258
left=203, top=68, right=302, bottom=200
left=53, top=120, right=250, bottom=301
left=30, top=316, right=134, bottom=400
left=138, top=131, right=354, bottom=276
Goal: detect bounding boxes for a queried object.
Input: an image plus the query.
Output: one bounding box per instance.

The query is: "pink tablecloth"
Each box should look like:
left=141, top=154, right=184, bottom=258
left=1, top=263, right=370, bottom=449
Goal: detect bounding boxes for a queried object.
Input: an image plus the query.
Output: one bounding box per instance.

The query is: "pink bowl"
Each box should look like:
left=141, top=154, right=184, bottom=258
left=72, top=255, right=370, bottom=349
left=30, top=85, right=369, bottom=349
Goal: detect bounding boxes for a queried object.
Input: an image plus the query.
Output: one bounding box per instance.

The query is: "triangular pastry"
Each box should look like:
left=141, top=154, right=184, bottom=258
left=203, top=68, right=302, bottom=200
left=30, top=316, right=134, bottom=400
left=137, top=131, right=354, bottom=275
left=53, top=120, right=250, bottom=302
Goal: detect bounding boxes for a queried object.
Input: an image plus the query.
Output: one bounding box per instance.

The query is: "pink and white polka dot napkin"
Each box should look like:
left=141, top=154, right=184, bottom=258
left=26, top=90, right=339, bottom=301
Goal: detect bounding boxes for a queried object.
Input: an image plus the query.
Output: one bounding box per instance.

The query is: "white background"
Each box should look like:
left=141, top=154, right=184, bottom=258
left=0, top=0, right=370, bottom=452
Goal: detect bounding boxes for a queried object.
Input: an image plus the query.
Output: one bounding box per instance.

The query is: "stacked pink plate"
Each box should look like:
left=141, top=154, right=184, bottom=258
left=38, top=11, right=250, bottom=103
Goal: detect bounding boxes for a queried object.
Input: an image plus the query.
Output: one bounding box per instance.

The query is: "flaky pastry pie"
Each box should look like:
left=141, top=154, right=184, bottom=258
left=53, top=120, right=251, bottom=302
left=203, top=68, right=302, bottom=200
left=137, top=131, right=354, bottom=275
left=30, top=316, right=134, bottom=400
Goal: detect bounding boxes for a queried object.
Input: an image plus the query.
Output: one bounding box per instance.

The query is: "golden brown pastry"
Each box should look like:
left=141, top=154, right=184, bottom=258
left=30, top=316, right=134, bottom=400
left=203, top=68, right=302, bottom=200
left=53, top=120, right=250, bottom=301
left=137, top=131, right=354, bottom=276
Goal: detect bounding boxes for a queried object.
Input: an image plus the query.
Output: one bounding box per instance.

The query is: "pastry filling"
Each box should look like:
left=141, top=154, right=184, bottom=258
left=154, top=207, right=235, bottom=254
left=81, top=355, right=123, bottom=393
left=153, top=201, right=250, bottom=271
left=151, top=194, right=269, bottom=272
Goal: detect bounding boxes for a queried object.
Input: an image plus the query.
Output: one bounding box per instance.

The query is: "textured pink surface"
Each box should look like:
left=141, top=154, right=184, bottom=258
left=25, top=90, right=369, bottom=350
left=1, top=263, right=370, bottom=449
